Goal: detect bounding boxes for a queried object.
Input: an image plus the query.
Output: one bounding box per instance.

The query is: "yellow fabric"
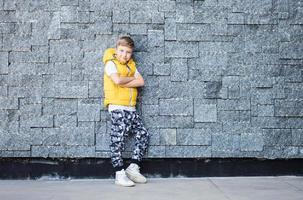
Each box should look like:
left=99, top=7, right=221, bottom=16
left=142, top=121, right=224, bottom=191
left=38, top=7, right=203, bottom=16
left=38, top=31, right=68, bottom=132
left=103, top=48, right=138, bottom=108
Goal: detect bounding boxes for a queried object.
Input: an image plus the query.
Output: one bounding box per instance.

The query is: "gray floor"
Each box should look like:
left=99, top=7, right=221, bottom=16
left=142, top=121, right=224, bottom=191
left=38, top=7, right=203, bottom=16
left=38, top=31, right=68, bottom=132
left=0, top=176, right=302, bottom=200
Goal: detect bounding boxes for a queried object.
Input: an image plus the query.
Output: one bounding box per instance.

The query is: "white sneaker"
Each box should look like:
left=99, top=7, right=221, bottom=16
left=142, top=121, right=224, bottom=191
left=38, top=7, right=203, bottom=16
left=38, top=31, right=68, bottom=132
left=115, top=169, right=135, bottom=187
left=125, top=163, right=147, bottom=184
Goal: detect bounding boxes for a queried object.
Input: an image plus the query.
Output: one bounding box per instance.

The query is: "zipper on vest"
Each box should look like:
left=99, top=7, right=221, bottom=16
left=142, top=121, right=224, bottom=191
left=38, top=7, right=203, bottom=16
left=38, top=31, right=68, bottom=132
left=126, top=64, right=133, bottom=106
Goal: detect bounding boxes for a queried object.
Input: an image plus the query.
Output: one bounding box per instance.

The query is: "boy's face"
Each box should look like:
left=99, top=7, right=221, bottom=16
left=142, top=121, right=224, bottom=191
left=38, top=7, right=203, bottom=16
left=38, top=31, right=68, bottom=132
left=115, top=45, right=133, bottom=64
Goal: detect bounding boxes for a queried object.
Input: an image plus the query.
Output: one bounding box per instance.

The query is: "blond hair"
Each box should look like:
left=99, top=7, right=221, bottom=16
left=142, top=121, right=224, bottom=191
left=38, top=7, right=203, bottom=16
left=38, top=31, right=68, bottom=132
left=116, top=36, right=135, bottom=49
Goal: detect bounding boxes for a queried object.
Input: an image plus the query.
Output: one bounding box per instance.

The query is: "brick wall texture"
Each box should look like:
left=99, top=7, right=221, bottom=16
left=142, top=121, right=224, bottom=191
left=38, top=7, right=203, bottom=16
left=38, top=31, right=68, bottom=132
left=0, top=0, right=303, bottom=159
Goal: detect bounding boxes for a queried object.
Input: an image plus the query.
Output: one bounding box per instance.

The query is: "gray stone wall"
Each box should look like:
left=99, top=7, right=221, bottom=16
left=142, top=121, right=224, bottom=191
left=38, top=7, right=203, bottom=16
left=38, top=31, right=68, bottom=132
left=0, top=0, right=303, bottom=159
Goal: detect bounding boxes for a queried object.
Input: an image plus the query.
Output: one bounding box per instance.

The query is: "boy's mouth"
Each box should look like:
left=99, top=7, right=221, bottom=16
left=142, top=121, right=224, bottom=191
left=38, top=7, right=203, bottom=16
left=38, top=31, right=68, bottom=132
left=119, top=59, right=128, bottom=64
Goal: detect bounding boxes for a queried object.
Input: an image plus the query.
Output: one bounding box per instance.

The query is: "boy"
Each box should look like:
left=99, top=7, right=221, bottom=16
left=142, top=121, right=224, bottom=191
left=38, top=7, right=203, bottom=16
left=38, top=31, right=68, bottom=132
left=103, top=36, right=150, bottom=187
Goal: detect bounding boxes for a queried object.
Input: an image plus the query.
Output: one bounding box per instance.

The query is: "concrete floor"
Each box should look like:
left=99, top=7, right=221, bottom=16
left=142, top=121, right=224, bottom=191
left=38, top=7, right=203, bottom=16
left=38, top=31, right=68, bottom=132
left=0, top=176, right=302, bottom=200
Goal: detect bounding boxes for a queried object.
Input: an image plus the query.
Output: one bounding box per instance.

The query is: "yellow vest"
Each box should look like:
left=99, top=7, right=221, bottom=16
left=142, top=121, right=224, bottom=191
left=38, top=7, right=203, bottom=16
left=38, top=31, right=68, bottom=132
left=103, top=48, right=138, bottom=108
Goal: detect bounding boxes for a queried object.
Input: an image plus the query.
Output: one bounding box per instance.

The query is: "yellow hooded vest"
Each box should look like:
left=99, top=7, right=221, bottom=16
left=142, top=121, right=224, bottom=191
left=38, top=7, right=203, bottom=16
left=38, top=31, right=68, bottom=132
left=103, top=48, right=138, bottom=108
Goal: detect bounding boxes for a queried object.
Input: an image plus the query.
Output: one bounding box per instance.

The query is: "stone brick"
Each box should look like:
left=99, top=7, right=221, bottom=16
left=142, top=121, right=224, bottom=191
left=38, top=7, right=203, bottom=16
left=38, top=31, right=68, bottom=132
left=218, top=110, right=240, bottom=123
left=131, top=35, right=148, bottom=52
left=0, top=150, right=30, bottom=157
left=228, top=12, right=245, bottom=24
left=285, top=83, right=303, bottom=99
left=171, top=59, right=187, bottom=82
left=177, top=24, right=211, bottom=41
left=0, top=22, right=16, bottom=34
left=287, top=118, right=303, bottom=129
left=263, top=129, right=292, bottom=147
left=194, top=99, right=217, bottom=122
left=78, top=99, right=100, bottom=121
left=193, top=5, right=227, bottom=24
left=47, top=11, right=60, bottom=39
left=212, top=133, right=241, bottom=156
left=31, top=145, right=96, bottom=157
left=147, top=146, right=165, bottom=158
left=0, top=129, right=30, bottom=151
left=205, top=81, right=222, bottom=99
left=176, top=3, right=194, bottom=23
left=164, top=17, right=176, bottom=40
left=60, top=6, right=79, bottom=23
left=142, top=104, right=159, bottom=116
left=18, top=101, right=41, bottom=117
left=113, top=10, right=129, bottom=23
left=135, top=49, right=164, bottom=74
left=129, top=24, right=148, bottom=35
left=95, top=151, right=111, bottom=158
left=165, top=41, right=199, bottom=58
left=160, top=129, right=176, bottom=145
left=130, top=11, right=152, bottom=23
left=240, top=132, right=264, bottom=151
left=153, top=63, right=170, bottom=76
left=143, top=115, right=193, bottom=129
left=280, top=42, right=303, bottom=59
left=218, top=99, right=251, bottom=111
left=251, top=89, right=274, bottom=105
left=258, top=104, right=274, bottom=117
left=177, top=129, right=211, bottom=145
left=61, top=0, right=79, bottom=6
left=147, top=128, right=160, bottom=145
left=0, top=86, right=7, bottom=96
left=222, top=76, right=240, bottom=88
left=148, top=30, right=164, bottom=48
left=159, top=98, right=193, bottom=116
left=151, top=11, right=164, bottom=24
left=252, top=116, right=288, bottom=129
left=0, top=51, right=8, bottom=74
left=40, top=126, right=94, bottom=146
left=3, top=0, right=16, bottom=10
left=0, top=97, right=18, bottom=109
left=89, top=81, right=103, bottom=98
left=43, top=98, right=77, bottom=115
left=54, top=115, right=77, bottom=128
left=166, top=146, right=211, bottom=157
left=291, top=6, right=303, bottom=25
left=43, top=80, right=89, bottom=98
left=158, top=0, right=176, bottom=12
left=188, top=63, right=222, bottom=82
left=140, top=86, right=160, bottom=105
left=263, top=146, right=299, bottom=159
left=274, top=100, right=303, bottom=117
left=158, top=78, right=206, bottom=98
left=90, top=0, right=112, bottom=13
left=0, top=11, right=16, bottom=22
left=49, top=40, right=82, bottom=62
left=2, top=35, right=31, bottom=51
left=20, top=115, right=53, bottom=128
left=9, top=63, right=36, bottom=75
left=284, top=65, right=303, bottom=83
left=292, top=129, right=303, bottom=146
left=194, top=0, right=219, bottom=9
left=95, top=122, right=109, bottom=151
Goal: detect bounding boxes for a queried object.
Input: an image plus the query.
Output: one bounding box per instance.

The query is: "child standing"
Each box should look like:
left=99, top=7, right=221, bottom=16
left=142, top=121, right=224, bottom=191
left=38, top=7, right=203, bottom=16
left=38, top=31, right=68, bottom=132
left=103, top=36, right=150, bottom=187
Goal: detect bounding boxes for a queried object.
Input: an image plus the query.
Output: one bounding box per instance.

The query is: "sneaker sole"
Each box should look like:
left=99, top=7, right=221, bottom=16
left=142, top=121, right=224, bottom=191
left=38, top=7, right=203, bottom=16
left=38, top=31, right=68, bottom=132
left=115, top=181, right=135, bottom=187
left=125, top=171, right=147, bottom=184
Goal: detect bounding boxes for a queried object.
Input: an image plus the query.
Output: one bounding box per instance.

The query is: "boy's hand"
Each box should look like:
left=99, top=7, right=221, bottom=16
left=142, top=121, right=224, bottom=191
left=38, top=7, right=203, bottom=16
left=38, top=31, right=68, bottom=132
left=110, top=73, right=135, bottom=85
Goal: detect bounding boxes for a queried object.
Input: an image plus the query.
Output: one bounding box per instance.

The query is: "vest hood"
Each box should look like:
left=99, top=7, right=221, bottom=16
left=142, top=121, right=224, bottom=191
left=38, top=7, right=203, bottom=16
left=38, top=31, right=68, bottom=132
left=102, top=48, right=135, bottom=65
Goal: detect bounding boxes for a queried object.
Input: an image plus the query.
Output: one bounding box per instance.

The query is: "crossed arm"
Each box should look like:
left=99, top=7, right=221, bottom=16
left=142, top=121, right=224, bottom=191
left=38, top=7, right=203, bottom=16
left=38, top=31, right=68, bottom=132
left=109, top=73, right=145, bottom=88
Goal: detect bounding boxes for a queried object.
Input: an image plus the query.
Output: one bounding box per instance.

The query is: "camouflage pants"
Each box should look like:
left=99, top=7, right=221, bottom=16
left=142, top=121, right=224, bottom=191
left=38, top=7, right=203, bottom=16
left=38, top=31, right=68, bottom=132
left=109, top=109, right=149, bottom=168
